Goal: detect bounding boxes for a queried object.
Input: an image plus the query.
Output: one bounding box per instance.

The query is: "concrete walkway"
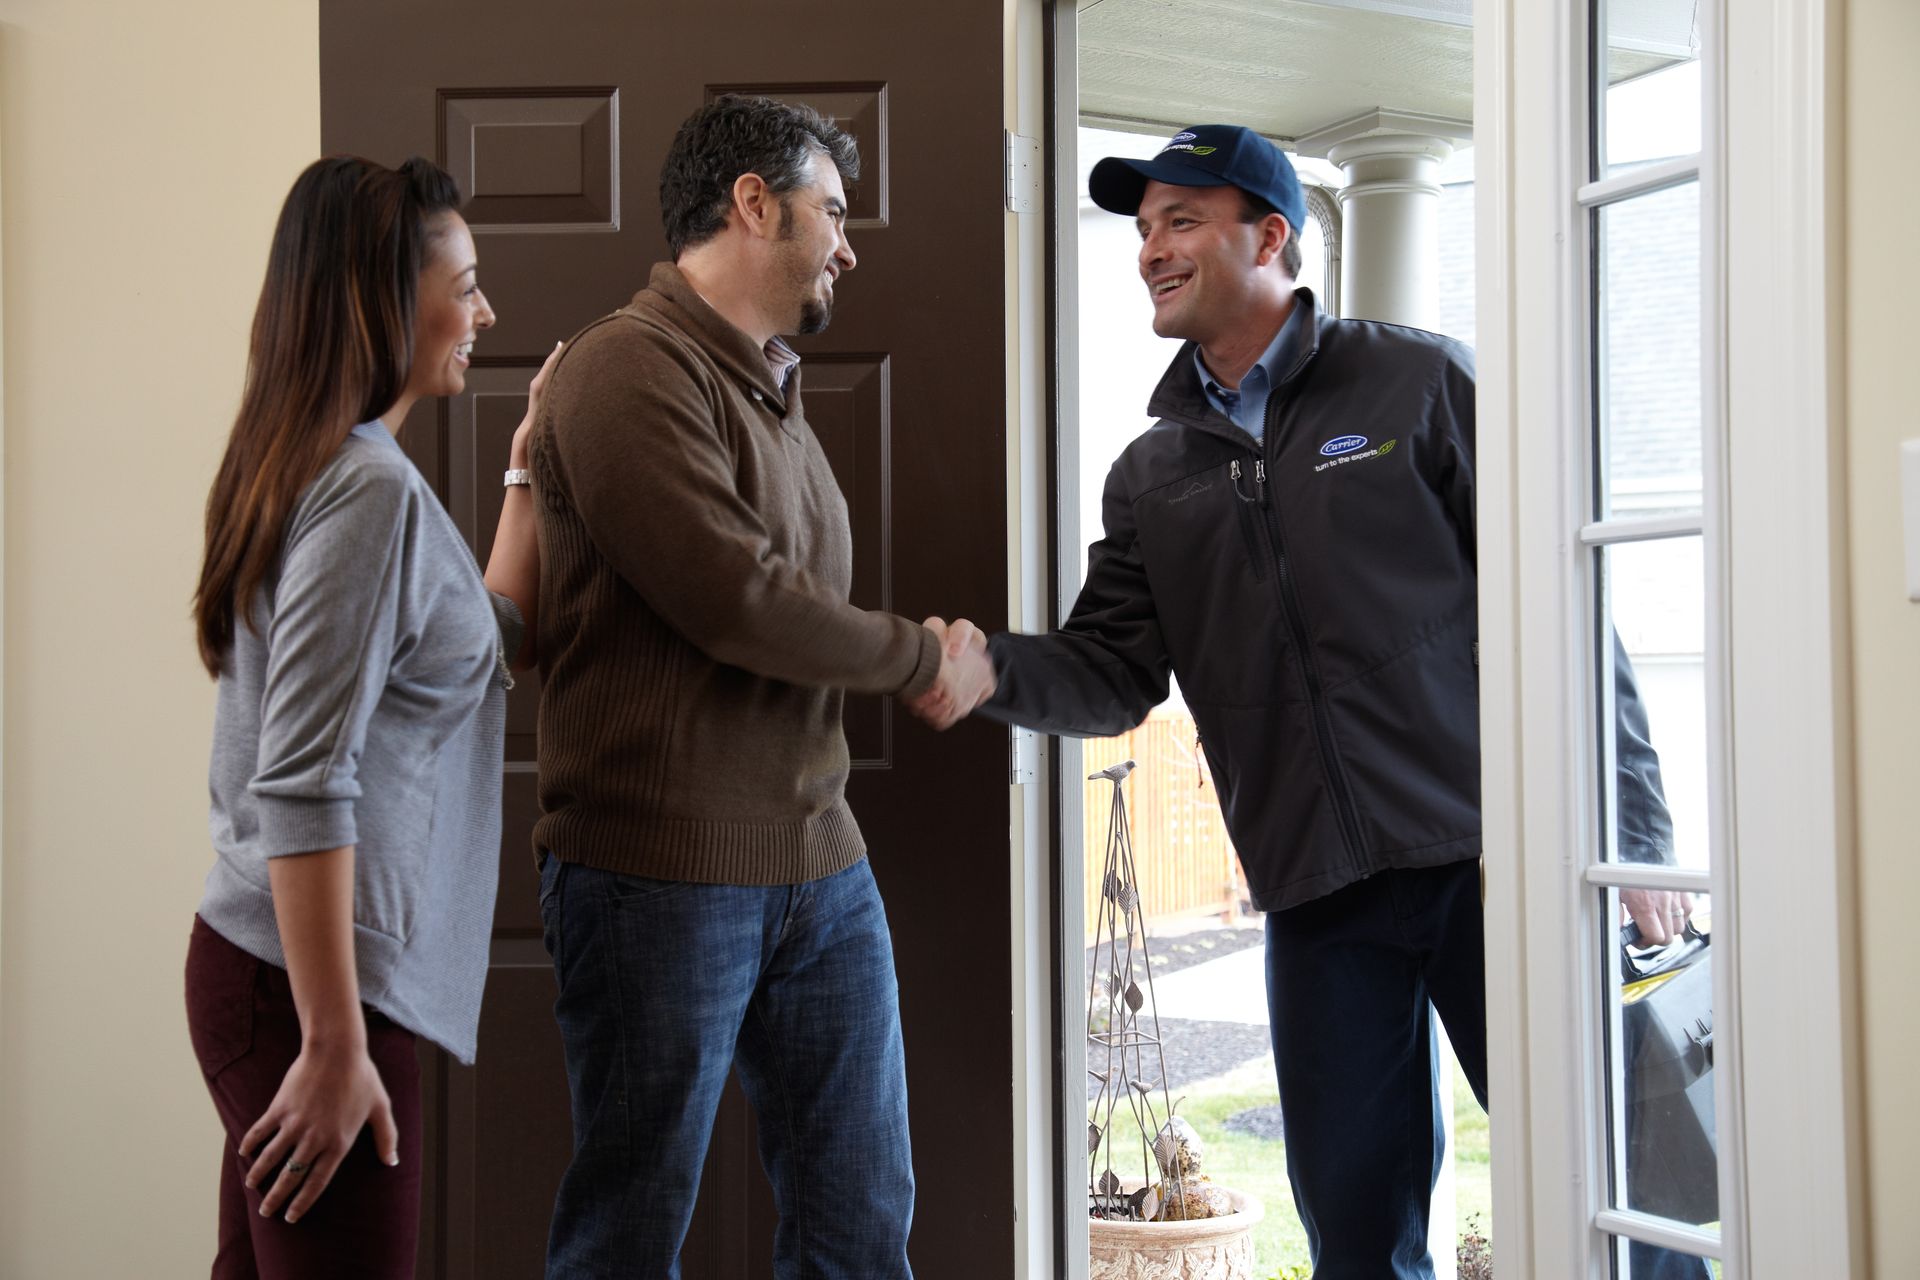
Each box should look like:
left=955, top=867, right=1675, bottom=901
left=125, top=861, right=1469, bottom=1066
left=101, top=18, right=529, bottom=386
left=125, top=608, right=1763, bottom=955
left=1143, top=942, right=1268, bottom=1026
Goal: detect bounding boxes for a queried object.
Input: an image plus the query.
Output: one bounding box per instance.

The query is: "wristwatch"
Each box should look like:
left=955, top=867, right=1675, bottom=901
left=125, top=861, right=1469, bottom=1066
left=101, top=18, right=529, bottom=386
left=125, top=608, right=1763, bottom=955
left=503, top=468, right=532, bottom=488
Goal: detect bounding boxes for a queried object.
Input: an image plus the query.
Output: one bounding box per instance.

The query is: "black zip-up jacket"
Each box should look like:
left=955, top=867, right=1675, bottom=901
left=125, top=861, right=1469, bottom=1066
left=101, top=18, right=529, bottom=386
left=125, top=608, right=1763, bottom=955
left=981, top=289, right=1672, bottom=911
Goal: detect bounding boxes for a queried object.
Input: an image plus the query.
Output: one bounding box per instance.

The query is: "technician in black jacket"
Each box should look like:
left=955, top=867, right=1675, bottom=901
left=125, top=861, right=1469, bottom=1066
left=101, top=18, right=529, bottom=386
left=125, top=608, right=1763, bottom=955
left=935, top=125, right=1703, bottom=1279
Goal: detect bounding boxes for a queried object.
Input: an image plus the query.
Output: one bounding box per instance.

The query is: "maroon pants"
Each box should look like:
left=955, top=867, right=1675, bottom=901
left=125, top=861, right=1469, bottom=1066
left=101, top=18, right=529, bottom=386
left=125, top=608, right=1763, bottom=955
left=184, top=916, right=422, bottom=1279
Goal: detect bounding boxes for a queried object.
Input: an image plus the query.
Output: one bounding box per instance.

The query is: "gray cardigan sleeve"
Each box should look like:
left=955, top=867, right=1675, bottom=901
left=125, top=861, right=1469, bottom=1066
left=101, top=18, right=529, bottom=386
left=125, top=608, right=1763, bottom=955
left=246, top=462, right=412, bottom=856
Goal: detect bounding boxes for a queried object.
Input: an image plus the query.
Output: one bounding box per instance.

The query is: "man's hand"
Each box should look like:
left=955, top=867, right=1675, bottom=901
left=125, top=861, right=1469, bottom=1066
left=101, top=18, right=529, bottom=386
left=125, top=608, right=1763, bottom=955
left=905, top=616, right=996, bottom=730
left=1621, top=887, right=1695, bottom=947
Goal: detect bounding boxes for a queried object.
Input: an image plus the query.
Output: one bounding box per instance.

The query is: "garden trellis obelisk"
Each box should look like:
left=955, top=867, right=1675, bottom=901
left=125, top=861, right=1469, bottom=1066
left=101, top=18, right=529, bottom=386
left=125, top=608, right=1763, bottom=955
left=1086, top=759, right=1184, bottom=1221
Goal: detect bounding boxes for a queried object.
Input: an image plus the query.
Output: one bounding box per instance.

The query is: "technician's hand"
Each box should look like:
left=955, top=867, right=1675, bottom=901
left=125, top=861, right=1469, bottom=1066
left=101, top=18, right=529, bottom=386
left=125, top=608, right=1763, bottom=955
left=905, top=616, right=996, bottom=730
left=1621, top=888, right=1694, bottom=948
left=240, top=1042, right=399, bottom=1224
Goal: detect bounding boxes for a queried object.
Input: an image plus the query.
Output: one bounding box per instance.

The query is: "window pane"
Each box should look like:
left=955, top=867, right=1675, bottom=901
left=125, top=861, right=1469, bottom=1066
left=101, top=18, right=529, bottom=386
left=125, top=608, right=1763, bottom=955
left=1602, top=887, right=1720, bottom=1234
left=1594, top=181, right=1701, bottom=520
left=1595, top=0, right=1702, bottom=178
left=1597, top=537, right=1709, bottom=869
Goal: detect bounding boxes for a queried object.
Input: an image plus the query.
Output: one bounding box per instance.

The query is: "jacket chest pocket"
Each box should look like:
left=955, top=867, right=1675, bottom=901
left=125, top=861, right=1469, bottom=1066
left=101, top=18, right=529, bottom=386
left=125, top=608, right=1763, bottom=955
left=1133, top=464, right=1291, bottom=703
left=1136, top=463, right=1270, bottom=582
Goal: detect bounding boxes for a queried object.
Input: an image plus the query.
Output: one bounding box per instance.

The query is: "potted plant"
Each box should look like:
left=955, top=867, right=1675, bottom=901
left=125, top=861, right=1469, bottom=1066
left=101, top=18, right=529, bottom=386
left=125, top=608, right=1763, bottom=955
left=1085, top=761, right=1264, bottom=1280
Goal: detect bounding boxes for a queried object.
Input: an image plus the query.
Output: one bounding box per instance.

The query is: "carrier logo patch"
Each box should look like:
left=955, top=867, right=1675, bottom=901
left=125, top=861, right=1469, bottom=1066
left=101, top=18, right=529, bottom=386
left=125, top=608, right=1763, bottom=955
left=1313, top=438, right=1398, bottom=473
left=1319, top=435, right=1369, bottom=457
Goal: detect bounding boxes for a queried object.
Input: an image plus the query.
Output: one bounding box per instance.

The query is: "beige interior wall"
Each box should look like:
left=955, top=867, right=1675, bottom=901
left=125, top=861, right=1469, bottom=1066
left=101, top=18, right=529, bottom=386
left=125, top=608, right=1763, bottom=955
left=1846, top=0, right=1920, bottom=1272
left=0, top=2, right=318, bottom=1274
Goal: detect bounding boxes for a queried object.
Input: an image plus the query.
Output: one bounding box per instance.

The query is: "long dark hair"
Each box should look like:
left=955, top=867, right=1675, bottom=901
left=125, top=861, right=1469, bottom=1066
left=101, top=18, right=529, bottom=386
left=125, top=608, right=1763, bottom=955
left=193, top=155, right=461, bottom=676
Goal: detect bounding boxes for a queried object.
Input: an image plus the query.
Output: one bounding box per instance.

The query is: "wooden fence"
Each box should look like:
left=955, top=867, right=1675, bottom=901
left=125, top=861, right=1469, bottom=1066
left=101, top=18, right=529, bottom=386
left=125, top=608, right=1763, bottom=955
left=1080, top=709, right=1246, bottom=942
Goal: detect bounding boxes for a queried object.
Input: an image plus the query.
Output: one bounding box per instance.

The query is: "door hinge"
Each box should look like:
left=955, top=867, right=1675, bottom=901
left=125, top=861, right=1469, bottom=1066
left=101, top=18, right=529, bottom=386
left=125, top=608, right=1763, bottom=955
left=1004, top=130, right=1041, bottom=214
left=1010, top=726, right=1041, bottom=784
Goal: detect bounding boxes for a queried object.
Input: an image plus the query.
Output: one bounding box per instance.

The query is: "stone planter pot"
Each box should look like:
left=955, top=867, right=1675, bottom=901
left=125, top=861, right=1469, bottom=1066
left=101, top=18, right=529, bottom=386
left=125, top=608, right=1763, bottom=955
left=1087, top=1186, right=1263, bottom=1280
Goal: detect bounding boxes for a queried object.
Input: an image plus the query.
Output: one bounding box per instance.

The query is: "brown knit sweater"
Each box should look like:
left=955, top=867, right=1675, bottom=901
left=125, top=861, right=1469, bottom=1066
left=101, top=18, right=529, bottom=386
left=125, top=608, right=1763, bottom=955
left=528, top=262, right=940, bottom=884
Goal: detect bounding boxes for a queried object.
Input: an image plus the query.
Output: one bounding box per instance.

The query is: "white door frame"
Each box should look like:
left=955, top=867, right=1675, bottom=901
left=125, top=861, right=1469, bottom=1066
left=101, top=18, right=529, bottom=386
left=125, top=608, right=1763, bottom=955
left=1007, top=3, right=1068, bottom=1278
left=1045, top=5, right=1092, bottom=1279
left=1720, top=0, right=1865, bottom=1266
left=1475, top=0, right=1864, bottom=1273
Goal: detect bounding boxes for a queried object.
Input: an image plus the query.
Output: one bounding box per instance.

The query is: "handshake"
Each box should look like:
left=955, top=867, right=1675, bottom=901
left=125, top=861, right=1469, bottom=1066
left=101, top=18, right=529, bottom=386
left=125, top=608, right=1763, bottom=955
left=903, top=616, right=996, bottom=731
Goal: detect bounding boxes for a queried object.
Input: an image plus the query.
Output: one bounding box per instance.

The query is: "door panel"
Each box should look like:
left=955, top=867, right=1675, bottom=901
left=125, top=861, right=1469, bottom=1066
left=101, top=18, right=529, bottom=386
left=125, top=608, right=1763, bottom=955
left=322, top=5, right=1014, bottom=1276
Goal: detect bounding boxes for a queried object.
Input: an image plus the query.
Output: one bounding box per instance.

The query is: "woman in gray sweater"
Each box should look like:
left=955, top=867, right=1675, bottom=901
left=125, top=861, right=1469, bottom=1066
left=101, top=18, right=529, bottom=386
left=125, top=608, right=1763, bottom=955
left=186, top=155, right=551, bottom=1278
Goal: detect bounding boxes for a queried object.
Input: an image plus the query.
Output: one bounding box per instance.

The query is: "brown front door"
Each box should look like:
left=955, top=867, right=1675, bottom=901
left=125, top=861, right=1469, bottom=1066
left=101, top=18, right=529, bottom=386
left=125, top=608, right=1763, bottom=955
left=321, top=5, right=1016, bottom=1277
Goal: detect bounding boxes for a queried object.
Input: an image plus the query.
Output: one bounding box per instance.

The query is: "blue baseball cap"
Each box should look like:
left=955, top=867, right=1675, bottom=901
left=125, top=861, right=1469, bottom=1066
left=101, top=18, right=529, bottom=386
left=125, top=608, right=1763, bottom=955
left=1089, top=124, right=1306, bottom=236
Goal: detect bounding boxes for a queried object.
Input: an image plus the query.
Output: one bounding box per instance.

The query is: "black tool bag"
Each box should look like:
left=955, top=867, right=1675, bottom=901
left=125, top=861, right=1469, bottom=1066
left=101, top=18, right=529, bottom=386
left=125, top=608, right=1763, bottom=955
left=1619, top=922, right=1718, bottom=1225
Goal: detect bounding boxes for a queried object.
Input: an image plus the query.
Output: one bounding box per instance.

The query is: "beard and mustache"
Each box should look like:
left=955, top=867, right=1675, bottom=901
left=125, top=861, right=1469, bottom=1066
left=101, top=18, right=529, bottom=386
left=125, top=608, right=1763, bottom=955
left=777, top=200, right=835, bottom=336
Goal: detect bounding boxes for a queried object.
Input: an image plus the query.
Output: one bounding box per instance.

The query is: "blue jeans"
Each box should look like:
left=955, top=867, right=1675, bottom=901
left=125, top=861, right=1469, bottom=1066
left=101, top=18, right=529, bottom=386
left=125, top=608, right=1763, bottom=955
left=538, top=855, right=914, bottom=1279
left=1264, top=861, right=1711, bottom=1280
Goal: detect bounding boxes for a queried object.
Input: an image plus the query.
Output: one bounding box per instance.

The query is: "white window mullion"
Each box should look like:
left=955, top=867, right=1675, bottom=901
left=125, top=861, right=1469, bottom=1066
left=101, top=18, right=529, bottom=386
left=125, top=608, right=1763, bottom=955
left=1577, top=155, right=1700, bottom=209
left=1593, top=1209, right=1721, bottom=1259
left=1578, top=515, right=1705, bottom=546
left=1585, top=863, right=1713, bottom=895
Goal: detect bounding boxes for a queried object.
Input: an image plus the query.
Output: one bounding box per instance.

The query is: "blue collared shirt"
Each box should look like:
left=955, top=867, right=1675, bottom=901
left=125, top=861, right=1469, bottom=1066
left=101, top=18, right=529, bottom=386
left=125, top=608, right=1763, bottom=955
left=1195, top=300, right=1307, bottom=443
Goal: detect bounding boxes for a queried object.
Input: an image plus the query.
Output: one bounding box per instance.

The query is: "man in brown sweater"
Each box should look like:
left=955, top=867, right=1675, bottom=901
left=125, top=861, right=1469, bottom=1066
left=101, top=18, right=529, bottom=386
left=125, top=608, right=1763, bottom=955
left=526, top=96, right=992, bottom=1278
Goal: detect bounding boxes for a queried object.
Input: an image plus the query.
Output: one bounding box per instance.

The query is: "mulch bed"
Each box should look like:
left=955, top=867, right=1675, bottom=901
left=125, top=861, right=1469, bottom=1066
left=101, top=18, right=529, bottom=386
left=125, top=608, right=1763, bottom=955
left=1084, top=1017, right=1274, bottom=1102
left=1221, top=1103, right=1286, bottom=1141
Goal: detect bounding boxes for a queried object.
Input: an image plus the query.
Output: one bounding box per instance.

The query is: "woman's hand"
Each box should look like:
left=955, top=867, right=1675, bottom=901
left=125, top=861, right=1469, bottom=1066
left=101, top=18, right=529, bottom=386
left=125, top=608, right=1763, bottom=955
left=240, top=1040, right=399, bottom=1223
left=252, top=845, right=394, bottom=1224
left=490, top=340, right=562, bottom=669
left=510, top=340, right=565, bottom=469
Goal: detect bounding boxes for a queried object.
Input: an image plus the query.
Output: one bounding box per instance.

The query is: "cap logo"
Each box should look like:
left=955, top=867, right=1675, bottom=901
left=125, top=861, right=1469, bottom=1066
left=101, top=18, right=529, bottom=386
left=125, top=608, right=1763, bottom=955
left=1158, top=144, right=1217, bottom=157
left=1169, top=131, right=1198, bottom=144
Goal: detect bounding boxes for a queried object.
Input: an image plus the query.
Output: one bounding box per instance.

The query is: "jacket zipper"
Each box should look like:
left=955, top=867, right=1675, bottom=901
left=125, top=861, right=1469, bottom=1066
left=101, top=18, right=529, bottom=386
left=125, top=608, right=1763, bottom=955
left=1252, top=396, right=1367, bottom=865
left=1228, top=462, right=1268, bottom=581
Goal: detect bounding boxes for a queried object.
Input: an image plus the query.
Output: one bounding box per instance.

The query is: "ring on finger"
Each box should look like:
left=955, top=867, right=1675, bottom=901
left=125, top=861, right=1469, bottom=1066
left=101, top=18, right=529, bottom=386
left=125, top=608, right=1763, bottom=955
left=285, top=1160, right=310, bottom=1176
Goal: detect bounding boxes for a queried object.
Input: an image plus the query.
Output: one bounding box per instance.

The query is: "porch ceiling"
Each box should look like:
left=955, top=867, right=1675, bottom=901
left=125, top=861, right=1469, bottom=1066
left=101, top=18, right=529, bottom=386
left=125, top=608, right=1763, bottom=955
left=1077, top=0, right=1694, bottom=143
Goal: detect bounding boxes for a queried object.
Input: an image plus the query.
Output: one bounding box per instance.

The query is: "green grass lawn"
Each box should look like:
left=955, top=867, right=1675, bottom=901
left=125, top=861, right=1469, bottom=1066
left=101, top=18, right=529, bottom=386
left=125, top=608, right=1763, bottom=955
left=1092, top=1042, right=1490, bottom=1276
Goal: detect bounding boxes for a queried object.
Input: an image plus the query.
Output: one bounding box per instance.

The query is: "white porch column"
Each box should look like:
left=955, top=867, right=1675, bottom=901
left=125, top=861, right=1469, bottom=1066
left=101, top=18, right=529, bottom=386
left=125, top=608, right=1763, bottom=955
left=1327, top=134, right=1452, bottom=327
left=1296, top=111, right=1470, bottom=329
